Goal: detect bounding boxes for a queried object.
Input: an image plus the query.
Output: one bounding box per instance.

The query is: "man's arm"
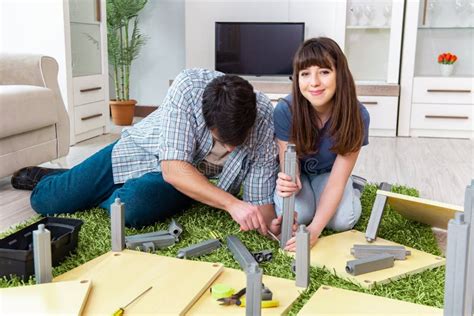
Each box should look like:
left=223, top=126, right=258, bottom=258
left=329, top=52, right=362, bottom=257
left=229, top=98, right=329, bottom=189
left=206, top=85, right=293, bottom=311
left=161, top=160, right=268, bottom=233
left=242, top=96, right=279, bottom=234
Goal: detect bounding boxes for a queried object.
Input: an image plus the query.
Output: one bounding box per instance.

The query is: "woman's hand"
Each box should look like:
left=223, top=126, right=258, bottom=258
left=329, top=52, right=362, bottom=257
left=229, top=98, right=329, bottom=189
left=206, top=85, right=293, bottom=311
left=276, top=172, right=302, bottom=197
left=283, top=225, right=320, bottom=252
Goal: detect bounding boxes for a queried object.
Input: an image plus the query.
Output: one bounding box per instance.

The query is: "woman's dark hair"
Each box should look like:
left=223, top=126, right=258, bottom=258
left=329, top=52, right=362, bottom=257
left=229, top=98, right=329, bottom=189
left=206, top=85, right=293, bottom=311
left=202, top=75, right=257, bottom=146
left=290, top=37, right=365, bottom=156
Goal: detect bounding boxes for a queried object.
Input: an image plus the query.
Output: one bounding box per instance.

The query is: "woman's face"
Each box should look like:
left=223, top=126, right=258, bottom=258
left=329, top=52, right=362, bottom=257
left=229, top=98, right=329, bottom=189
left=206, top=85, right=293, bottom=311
left=298, top=64, right=336, bottom=112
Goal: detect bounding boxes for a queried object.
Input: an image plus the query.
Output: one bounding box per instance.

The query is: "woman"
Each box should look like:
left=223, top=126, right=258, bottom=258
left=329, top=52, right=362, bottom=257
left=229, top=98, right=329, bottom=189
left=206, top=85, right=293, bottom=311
left=273, top=37, right=370, bottom=251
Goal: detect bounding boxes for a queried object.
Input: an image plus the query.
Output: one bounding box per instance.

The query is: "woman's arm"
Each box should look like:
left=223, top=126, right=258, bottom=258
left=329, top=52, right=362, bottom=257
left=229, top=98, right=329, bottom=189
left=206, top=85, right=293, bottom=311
left=284, top=149, right=360, bottom=251
left=275, top=139, right=302, bottom=197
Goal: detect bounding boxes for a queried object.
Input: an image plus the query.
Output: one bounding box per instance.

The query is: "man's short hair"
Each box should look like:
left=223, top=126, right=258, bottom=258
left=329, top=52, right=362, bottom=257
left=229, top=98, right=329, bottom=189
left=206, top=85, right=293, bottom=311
left=202, top=75, right=257, bottom=146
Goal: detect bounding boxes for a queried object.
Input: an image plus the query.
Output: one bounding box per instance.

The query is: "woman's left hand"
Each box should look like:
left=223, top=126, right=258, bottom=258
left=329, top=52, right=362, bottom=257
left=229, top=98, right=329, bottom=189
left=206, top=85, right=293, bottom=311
left=283, top=228, right=319, bottom=252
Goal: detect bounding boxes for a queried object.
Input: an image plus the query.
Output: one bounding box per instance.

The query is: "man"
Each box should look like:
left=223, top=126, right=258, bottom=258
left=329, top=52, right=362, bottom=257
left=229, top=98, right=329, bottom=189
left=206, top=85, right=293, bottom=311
left=12, top=69, right=279, bottom=235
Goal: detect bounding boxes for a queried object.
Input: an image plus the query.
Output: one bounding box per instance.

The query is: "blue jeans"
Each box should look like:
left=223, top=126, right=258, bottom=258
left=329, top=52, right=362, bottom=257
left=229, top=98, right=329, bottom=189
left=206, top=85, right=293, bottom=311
left=274, top=172, right=362, bottom=231
left=30, top=142, right=193, bottom=228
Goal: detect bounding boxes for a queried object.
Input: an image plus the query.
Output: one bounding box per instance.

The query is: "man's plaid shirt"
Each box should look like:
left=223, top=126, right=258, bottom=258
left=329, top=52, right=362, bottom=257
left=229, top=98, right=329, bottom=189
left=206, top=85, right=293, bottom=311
left=111, top=69, right=278, bottom=205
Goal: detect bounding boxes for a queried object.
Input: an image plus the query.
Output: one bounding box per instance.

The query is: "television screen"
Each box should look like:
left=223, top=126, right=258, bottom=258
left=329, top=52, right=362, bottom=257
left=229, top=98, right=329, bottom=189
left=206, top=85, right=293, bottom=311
left=215, top=22, right=304, bottom=76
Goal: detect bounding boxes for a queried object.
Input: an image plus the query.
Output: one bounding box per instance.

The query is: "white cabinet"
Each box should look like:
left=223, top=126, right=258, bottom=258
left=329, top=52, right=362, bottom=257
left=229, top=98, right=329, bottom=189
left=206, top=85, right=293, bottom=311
left=68, top=0, right=110, bottom=144
left=399, top=0, right=474, bottom=139
left=1, top=0, right=110, bottom=145
left=359, top=96, right=398, bottom=137
left=337, top=0, right=405, bottom=84
left=334, top=0, right=405, bottom=137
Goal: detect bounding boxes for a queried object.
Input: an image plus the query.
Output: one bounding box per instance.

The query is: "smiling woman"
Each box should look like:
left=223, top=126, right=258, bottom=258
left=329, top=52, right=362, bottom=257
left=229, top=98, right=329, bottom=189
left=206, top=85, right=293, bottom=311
left=273, top=37, right=370, bottom=251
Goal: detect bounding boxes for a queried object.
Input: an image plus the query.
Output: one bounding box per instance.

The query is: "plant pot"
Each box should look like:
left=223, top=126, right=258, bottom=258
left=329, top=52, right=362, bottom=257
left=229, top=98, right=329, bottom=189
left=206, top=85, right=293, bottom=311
left=439, top=64, right=454, bottom=77
left=110, top=99, right=137, bottom=126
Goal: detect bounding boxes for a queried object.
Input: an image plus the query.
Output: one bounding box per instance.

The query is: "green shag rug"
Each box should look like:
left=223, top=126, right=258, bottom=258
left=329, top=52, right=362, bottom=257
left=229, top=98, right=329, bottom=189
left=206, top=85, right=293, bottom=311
left=0, top=184, right=445, bottom=314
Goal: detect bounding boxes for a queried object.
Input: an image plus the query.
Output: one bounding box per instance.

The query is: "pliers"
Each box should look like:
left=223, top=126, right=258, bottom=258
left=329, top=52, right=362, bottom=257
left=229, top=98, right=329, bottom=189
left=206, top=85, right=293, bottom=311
left=217, top=287, right=246, bottom=306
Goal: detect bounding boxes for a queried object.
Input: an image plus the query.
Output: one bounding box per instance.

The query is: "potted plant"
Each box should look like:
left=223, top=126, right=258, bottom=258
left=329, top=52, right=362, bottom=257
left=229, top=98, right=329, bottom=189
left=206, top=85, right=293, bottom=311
left=107, top=0, right=148, bottom=125
left=437, top=52, right=457, bottom=77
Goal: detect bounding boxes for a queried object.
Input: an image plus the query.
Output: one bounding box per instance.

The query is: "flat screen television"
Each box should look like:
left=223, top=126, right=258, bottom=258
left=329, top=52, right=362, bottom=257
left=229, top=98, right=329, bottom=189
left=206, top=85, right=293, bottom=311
left=215, top=22, right=304, bottom=76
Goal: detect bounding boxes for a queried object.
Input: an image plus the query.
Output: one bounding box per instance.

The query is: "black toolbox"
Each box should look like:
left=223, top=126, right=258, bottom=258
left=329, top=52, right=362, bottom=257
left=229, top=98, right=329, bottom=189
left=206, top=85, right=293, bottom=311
left=0, top=217, right=83, bottom=280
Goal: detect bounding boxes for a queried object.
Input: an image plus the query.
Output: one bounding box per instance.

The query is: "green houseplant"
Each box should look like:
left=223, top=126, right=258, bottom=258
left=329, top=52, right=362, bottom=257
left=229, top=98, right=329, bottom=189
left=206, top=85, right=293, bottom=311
left=107, top=0, right=148, bottom=125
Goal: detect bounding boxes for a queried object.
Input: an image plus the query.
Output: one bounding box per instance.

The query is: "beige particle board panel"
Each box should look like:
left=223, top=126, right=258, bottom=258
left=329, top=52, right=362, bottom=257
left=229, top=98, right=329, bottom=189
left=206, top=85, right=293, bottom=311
left=186, top=267, right=302, bottom=315
left=0, top=279, right=91, bottom=316
left=304, top=230, right=445, bottom=289
left=298, top=285, right=442, bottom=315
left=378, top=190, right=463, bottom=229
left=54, top=249, right=224, bottom=315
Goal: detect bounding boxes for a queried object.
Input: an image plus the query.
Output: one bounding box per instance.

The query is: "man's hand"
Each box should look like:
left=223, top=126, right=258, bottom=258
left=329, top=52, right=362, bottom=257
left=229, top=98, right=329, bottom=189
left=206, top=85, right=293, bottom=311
left=227, top=200, right=268, bottom=234
left=276, top=172, right=302, bottom=198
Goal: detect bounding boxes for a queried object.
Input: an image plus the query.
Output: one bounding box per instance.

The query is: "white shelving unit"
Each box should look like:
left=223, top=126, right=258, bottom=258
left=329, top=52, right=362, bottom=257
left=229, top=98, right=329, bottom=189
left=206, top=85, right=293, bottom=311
left=68, top=0, right=110, bottom=144
left=335, top=0, right=405, bottom=137
left=399, top=0, right=474, bottom=139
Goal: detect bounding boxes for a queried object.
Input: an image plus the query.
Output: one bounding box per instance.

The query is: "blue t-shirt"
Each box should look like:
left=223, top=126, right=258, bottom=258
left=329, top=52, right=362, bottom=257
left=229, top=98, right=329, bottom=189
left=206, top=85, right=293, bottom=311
left=273, top=94, right=370, bottom=175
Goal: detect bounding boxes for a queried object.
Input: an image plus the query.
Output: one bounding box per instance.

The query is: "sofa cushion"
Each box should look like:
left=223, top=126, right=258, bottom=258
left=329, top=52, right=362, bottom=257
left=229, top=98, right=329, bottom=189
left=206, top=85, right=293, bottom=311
left=0, top=85, right=59, bottom=138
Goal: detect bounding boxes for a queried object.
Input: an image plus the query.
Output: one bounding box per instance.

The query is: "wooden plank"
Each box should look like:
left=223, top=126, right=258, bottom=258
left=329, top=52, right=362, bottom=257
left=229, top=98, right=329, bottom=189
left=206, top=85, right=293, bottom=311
left=0, top=279, right=91, bottom=316
left=186, top=267, right=301, bottom=315
left=54, top=250, right=223, bottom=315
left=298, top=285, right=442, bottom=315
left=298, top=230, right=445, bottom=289
left=379, top=190, right=463, bottom=229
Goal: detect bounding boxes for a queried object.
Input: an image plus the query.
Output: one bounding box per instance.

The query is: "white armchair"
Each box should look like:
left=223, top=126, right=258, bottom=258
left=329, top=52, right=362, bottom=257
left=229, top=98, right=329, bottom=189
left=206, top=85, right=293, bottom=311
left=0, top=54, right=70, bottom=179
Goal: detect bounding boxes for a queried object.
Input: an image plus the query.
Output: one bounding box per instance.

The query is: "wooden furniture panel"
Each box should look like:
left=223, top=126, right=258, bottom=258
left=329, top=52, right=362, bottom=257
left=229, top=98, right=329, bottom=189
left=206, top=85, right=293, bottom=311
left=296, top=230, right=445, bottom=289
left=299, top=285, right=442, bottom=315
left=54, top=250, right=224, bottom=315
left=379, top=190, right=463, bottom=229
left=187, top=267, right=301, bottom=315
left=0, top=279, right=91, bottom=316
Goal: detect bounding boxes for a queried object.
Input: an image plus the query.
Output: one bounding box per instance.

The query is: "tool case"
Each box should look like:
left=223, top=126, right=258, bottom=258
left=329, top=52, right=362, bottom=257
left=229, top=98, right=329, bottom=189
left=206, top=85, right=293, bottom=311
left=0, top=217, right=83, bottom=280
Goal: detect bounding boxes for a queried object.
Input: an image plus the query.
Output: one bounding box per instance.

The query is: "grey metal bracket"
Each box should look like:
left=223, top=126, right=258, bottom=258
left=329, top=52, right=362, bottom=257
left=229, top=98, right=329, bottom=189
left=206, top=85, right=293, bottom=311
left=295, top=225, right=310, bottom=288
left=365, top=182, right=392, bottom=242
left=226, top=235, right=258, bottom=271
left=168, top=218, right=183, bottom=239
left=245, top=262, right=262, bottom=316
left=176, top=238, right=221, bottom=259
left=345, top=253, right=395, bottom=276
left=142, top=242, right=155, bottom=252
left=111, top=198, right=125, bottom=252
left=33, top=224, right=52, bottom=284
left=441, top=180, right=474, bottom=316
left=351, top=244, right=411, bottom=260
left=444, top=211, right=471, bottom=315
left=252, top=250, right=273, bottom=263
left=462, top=180, right=474, bottom=315
left=125, top=234, right=176, bottom=250
left=125, top=230, right=170, bottom=242
left=261, top=285, right=272, bottom=301
left=281, top=144, right=297, bottom=249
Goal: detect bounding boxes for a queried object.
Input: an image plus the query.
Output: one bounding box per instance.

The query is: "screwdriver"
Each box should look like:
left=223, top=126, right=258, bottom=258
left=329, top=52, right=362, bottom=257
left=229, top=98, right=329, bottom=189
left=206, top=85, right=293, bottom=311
left=267, top=231, right=279, bottom=242
left=112, top=286, right=153, bottom=316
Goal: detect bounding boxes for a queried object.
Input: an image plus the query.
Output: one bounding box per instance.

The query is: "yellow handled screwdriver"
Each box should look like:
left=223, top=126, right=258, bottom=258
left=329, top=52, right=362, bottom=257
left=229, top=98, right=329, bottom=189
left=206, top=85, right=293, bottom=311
left=112, top=286, right=153, bottom=316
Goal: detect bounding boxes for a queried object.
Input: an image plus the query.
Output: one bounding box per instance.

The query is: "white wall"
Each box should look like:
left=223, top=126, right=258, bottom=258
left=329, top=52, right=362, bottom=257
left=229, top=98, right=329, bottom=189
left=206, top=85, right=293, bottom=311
left=128, top=0, right=185, bottom=105
left=185, top=0, right=342, bottom=72
left=0, top=0, right=71, bottom=107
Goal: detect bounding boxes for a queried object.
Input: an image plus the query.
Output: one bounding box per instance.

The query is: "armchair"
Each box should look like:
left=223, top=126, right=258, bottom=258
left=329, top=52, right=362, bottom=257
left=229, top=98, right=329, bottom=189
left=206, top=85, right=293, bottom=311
left=0, top=54, right=70, bottom=179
